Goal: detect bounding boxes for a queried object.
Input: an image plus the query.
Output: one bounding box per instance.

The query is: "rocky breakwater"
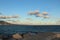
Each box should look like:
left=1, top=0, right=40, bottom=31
left=0, top=32, right=60, bottom=40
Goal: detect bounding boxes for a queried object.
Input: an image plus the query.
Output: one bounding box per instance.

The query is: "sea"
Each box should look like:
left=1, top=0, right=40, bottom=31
left=0, top=25, right=60, bottom=35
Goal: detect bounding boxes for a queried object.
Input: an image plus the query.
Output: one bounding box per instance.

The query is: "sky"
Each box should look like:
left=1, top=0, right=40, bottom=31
left=0, top=0, right=60, bottom=24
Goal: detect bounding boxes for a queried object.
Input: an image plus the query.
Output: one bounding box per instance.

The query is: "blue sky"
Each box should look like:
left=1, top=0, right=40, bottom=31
left=0, top=0, right=60, bottom=23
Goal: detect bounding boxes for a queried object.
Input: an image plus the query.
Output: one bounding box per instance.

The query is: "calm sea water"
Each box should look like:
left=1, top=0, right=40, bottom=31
left=0, top=25, right=60, bottom=35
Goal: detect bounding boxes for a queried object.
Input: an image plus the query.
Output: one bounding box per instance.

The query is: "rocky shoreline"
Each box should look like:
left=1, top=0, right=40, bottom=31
left=0, top=32, right=60, bottom=40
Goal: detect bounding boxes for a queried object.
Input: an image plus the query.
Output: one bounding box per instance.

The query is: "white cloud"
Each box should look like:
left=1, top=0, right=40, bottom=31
left=43, top=16, right=49, bottom=18
left=42, top=12, right=48, bottom=16
left=28, top=10, right=40, bottom=15
left=36, top=14, right=43, bottom=17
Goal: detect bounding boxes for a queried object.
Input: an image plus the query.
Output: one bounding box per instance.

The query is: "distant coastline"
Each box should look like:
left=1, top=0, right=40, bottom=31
left=0, top=21, right=60, bottom=25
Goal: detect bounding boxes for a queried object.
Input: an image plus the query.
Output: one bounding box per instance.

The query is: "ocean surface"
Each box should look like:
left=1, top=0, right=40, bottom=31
left=0, top=25, right=60, bottom=35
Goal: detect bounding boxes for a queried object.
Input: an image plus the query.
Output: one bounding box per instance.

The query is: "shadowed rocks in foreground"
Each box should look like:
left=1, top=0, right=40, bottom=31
left=0, top=32, right=60, bottom=40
